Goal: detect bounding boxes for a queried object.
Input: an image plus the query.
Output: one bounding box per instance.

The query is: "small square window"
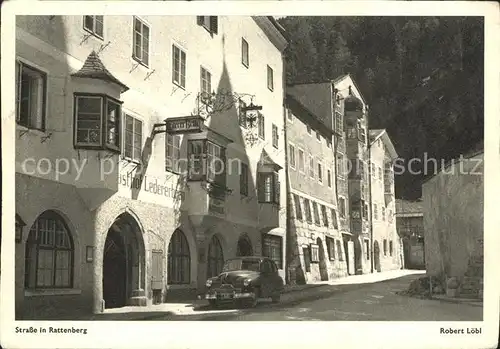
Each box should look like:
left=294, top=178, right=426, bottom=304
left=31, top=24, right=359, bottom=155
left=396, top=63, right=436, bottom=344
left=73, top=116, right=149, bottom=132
left=83, top=15, right=104, bottom=39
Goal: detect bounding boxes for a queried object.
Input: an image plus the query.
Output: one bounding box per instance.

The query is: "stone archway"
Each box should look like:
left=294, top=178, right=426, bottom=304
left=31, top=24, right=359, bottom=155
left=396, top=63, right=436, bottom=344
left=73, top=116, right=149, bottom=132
left=317, top=238, right=329, bottom=281
left=207, top=234, right=224, bottom=278
left=102, top=212, right=146, bottom=309
left=236, top=234, right=253, bottom=256
left=373, top=240, right=381, bottom=272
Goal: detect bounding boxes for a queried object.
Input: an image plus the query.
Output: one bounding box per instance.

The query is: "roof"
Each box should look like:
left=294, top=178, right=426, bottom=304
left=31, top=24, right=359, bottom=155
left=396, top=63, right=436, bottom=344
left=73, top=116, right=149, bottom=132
left=285, top=93, right=334, bottom=135
left=395, top=199, right=423, bottom=216
left=286, top=83, right=333, bottom=132
left=258, top=149, right=282, bottom=171
left=332, top=73, right=369, bottom=107
left=369, top=129, right=398, bottom=160
left=71, top=51, right=129, bottom=92
left=421, top=147, right=484, bottom=185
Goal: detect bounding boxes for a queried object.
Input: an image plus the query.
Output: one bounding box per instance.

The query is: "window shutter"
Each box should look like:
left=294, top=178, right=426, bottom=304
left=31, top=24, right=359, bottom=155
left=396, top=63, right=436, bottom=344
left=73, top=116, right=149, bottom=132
left=273, top=172, right=280, bottom=205
left=257, top=173, right=265, bottom=202
left=197, top=16, right=204, bottom=25
left=210, top=16, right=218, bottom=34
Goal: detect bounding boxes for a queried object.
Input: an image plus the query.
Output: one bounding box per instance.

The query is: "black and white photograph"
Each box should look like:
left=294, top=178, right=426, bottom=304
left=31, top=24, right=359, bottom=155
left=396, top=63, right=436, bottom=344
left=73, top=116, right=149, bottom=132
left=1, top=1, right=499, bottom=349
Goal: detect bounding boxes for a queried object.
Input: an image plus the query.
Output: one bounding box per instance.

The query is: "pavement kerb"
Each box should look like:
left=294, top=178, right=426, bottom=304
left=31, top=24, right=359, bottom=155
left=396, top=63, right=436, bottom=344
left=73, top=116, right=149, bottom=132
left=430, top=295, right=483, bottom=307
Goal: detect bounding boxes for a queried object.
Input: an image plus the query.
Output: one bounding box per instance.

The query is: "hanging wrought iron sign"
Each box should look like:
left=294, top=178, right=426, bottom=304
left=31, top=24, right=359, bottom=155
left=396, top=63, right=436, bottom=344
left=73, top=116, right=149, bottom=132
left=165, top=115, right=204, bottom=134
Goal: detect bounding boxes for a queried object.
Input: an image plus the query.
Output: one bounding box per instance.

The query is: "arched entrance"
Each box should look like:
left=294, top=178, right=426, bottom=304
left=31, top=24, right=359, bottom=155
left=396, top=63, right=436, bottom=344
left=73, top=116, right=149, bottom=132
left=317, top=238, right=329, bottom=281
left=167, top=229, right=191, bottom=285
left=103, top=212, right=145, bottom=309
left=207, top=235, right=224, bottom=278
left=374, top=240, right=381, bottom=272
left=236, top=234, right=253, bottom=256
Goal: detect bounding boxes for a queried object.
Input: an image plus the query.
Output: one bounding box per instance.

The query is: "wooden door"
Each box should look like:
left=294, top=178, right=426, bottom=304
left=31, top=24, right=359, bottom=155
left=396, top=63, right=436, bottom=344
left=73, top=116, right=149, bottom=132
left=151, top=249, right=164, bottom=290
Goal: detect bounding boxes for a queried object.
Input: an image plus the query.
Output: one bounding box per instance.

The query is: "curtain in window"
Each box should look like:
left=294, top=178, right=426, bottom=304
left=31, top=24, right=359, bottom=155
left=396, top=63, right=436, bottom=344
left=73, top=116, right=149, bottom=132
left=24, top=211, right=73, bottom=289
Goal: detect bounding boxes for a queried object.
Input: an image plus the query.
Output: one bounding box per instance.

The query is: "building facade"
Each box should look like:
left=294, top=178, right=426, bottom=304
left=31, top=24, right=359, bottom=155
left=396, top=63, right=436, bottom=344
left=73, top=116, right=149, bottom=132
left=368, top=130, right=402, bottom=272
left=395, top=199, right=425, bottom=270
left=284, top=89, right=347, bottom=284
left=422, top=151, right=484, bottom=299
left=15, top=15, right=287, bottom=319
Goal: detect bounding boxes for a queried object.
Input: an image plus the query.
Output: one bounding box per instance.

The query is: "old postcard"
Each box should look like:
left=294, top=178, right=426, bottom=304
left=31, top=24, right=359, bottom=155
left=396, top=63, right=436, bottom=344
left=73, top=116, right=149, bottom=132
left=1, top=1, right=499, bottom=349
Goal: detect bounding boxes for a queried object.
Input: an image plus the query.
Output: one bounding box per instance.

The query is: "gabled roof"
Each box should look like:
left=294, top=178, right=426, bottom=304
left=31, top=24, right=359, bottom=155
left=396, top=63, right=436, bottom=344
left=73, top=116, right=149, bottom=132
left=332, top=73, right=368, bottom=107
left=369, top=129, right=398, bottom=160
left=286, top=83, right=333, bottom=132
left=71, top=51, right=129, bottom=92
left=258, top=149, right=282, bottom=171
left=285, top=93, right=334, bottom=135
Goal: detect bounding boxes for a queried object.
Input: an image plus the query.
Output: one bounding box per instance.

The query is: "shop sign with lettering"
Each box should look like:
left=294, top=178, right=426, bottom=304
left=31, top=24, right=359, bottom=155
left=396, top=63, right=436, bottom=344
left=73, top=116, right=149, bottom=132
left=165, top=116, right=204, bottom=134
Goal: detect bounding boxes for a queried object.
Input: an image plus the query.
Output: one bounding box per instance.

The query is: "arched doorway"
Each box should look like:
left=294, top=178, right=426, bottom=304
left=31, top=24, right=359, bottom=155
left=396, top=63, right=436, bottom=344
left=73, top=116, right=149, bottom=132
left=374, top=240, right=381, bottom=272
left=317, top=238, right=329, bottom=281
left=207, top=235, right=224, bottom=278
left=167, top=229, right=191, bottom=285
left=103, top=212, right=145, bottom=309
left=236, top=234, right=253, bottom=256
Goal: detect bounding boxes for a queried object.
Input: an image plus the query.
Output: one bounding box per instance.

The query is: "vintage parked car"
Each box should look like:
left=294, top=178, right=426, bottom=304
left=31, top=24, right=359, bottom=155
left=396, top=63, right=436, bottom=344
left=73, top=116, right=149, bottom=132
left=205, top=256, right=284, bottom=308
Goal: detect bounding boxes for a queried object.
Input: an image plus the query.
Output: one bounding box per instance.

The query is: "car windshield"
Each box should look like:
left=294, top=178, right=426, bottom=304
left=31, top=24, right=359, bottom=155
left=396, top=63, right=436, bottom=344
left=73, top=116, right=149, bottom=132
left=222, top=259, right=260, bottom=272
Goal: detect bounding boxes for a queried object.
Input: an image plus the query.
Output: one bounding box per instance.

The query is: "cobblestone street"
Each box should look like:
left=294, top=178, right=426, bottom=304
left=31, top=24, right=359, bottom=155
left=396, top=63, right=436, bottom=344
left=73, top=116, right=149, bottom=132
left=82, top=271, right=482, bottom=321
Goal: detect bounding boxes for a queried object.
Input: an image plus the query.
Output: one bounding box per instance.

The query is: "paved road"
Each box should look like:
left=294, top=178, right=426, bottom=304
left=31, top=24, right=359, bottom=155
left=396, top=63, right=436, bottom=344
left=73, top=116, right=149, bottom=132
left=144, top=275, right=482, bottom=321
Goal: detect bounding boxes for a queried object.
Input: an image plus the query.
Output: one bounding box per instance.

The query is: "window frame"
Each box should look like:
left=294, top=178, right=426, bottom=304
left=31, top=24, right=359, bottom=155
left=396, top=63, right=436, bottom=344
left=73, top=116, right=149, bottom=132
left=335, top=111, right=343, bottom=134
left=303, top=198, right=312, bottom=224
left=288, top=143, right=296, bottom=170
left=321, top=205, right=329, bottom=227
left=73, top=93, right=122, bottom=152
left=240, top=162, right=249, bottom=196
left=327, top=237, right=336, bottom=261
left=293, top=194, right=303, bottom=221
left=83, top=15, right=104, bottom=40
left=200, top=66, right=212, bottom=97
left=262, top=234, right=283, bottom=269
left=267, top=65, right=274, bottom=91
left=24, top=211, right=74, bottom=290
left=309, top=155, right=315, bottom=179
left=330, top=208, right=338, bottom=229
left=297, top=148, right=305, bottom=173
left=317, top=160, right=323, bottom=184
left=172, top=44, right=187, bottom=89
left=123, top=112, right=144, bottom=163
left=197, top=16, right=218, bottom=35
left=258, top=113, right=265, bottom=139
left=336, top=153, right=344, bottom=179
left=16, top=59, right=48, bottom=132
left=132, top=16, right=150, bottom=67
left=257, top=171, right=280, bottom=205
left=327, top=169, right=332, bottom=188
left=166, top=133, right=182, bottom=174
left=272, top=124, right=279, bottom=149
left=242, top=38, right=249, bottom=68
left=312, top=202, right=321, bottom=226
left=338, top=197, right=346, bottom=218
left=383, top=239, right=388, bottom=256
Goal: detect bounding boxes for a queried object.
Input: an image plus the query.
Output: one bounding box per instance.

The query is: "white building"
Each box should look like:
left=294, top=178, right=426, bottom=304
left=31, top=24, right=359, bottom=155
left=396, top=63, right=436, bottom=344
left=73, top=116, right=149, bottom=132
left=15, top=15, right=287, bottom=319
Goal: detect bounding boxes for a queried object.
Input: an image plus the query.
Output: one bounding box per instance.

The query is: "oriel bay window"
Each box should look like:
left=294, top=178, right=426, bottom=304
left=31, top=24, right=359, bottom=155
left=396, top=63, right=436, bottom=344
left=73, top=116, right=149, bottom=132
left=187, top=139, right=226, bottom=187
left=257, top=171, right=280, bottom=205
left=74, top=94, right=121, bottom=151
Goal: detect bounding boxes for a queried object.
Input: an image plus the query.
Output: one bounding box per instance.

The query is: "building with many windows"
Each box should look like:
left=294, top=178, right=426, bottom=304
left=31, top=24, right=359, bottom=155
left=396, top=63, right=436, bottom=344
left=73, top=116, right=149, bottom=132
left=284, top=86, right=347, bottom=284
left=368, top=129, right=402, bottom=272
left=14, top=15, right=287, bottom=319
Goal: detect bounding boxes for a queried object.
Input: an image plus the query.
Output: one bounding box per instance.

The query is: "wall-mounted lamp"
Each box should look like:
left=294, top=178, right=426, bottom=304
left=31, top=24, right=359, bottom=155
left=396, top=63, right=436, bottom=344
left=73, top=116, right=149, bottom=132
left=86, top=246, right=94, bottom=263
left=15, top=214, right=26, bottom=243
